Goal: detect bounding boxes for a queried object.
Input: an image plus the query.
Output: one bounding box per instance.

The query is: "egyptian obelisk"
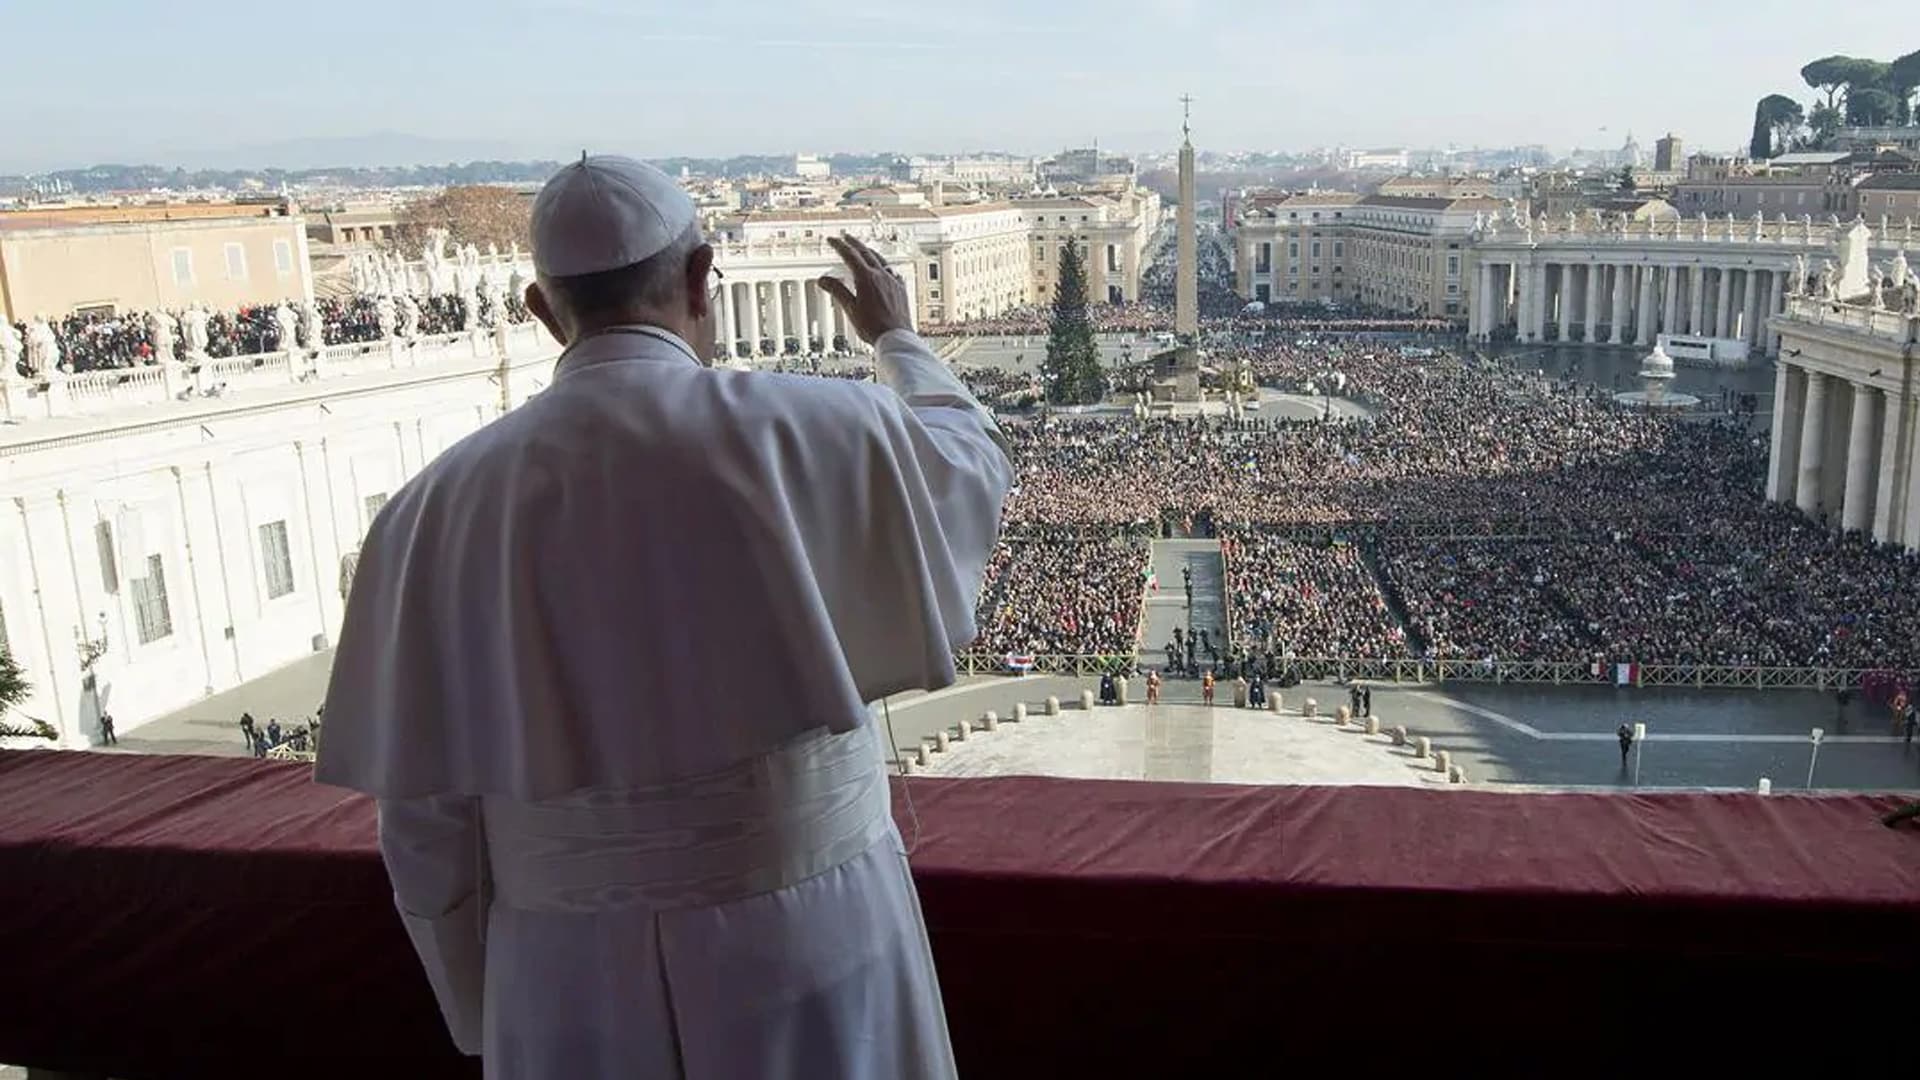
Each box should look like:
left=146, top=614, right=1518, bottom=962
left=1155, top=94, right=1201, bottom=402
left=1175, top=95, right=1198, bottom=343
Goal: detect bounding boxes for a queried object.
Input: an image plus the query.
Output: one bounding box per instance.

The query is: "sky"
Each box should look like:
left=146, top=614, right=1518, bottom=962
left=1, top=0, right=1912, bottom=173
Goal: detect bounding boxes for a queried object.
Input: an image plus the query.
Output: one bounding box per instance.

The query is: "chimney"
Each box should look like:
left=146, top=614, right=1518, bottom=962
left=932, top=179, right=946, bottom=208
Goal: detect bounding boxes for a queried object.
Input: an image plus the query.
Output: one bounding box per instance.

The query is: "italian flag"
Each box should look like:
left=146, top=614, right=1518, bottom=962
left=1146, top=568, right=1159, bottom=592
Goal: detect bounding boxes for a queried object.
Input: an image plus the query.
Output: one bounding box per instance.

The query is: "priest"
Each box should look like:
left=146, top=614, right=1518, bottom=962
left=316, top=154, right=1011, bottom=1079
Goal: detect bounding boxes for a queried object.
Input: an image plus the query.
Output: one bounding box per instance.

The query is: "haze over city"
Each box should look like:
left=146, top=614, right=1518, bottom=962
left=2, top=0, right=1913, bottom=172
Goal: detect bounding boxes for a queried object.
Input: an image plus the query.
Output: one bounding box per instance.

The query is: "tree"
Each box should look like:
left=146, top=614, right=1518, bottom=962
left=1848, top=86, right=1901, bottom=126
left=1803, top=101, right=1844, bottom=148
left=1616, top=166, right=1637, bottom=193
left=1891, top=49, right=1920, bottom=125
left=0, top=645, right=25, bottom=717
left=1801, top=55, right=1858, bottom=110
left=1043, top=239, right=1104, bottom=406
left=1751, top=94, right=1804, bottom=159
left=395, top=185, right=532, bottom=255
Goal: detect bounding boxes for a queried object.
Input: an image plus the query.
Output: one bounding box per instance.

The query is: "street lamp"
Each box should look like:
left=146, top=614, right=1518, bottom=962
left=1806, top=727, right=1824, bottom=789
left=1632, top=721, right=1646, bottom=787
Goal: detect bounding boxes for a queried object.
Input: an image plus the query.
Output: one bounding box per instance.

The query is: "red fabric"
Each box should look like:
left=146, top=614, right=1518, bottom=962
left=1, top=752, right=1916, bottom=1078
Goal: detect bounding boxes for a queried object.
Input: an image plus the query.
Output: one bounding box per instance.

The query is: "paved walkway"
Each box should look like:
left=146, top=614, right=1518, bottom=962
left=918, top=702, right=1431, bottom=787
left=1141, top=540, right=1225, bottom=672
left=115, top=650, right=333, bottom=757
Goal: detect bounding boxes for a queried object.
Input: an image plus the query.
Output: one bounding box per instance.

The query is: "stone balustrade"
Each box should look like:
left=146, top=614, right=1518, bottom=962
left=1, top=322, right=555, bottom=426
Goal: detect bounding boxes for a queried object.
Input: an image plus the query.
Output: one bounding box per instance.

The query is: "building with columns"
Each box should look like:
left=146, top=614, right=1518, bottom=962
left=1020, top=187, right=1162, bottom=306
left=706, top=232, right=914, bottom=358
left=1228, top=192, right=1493, bottom=315
left=1468, top=215, right=1920, bottom=357
left=1767, top=296, right=1920, bottom=549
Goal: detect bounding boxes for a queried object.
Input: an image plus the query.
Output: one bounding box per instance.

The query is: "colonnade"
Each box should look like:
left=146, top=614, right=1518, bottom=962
left=713, top=276, right=869, bottom=359
left=1768, top=357, right=1919, bottom=548
left=1471, top=258, right=1787, bottom=355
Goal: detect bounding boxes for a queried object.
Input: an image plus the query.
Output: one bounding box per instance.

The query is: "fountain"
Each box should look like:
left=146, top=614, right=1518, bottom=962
left=1612, top=342, right=1700, bottom=410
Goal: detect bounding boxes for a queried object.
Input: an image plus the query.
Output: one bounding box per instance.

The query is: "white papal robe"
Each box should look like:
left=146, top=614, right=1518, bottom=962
left=316, top=325, right=1011, bottom=1079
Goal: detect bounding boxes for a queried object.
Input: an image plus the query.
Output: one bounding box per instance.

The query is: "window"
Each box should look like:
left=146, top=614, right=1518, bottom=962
left=927, top=262, right=940, bottom=281
left=259, top=520, right=296, bottom=600
left=1447, top=256, right=1460, bottom=275
left=1311, top=242, right=1321, bottom=258
left=1288, top=242, right=1299, bottom=258
left=224, top=242, right=247, bottom=281
left=274, top=239, right=294, bottom=274
left=93, top=519, right=121, bottom=595
left=1334, top=242, right=1344, bottom=258
left=130, top=555, right=173, bottom=644
left=362, top=493, right=389, bottom=529
left=171, top=248, right=194, bottom=286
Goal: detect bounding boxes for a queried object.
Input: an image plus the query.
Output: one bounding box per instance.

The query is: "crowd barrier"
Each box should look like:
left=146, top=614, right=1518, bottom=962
left=953, top=650, right=1917, bottom=694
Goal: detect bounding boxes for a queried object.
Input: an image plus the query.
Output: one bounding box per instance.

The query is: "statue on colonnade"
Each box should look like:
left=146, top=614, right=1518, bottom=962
left=24, top=315, right=60, bottom=377
left=181, top=304, right=211, bottom=359
left=301, top=299, right=326, bottom=348
left=1, top=319, right=24, bottom=380
left=147, top=309, right=179, bottom=365
left=375, top=295, right=398, bottom=339
left=399, top=293, right=422, bottom=338
left=274, top=302, right=302, bottom=353
left=1788, top=253, right=1808, bottom=297
left=1750, top=212, right=1764, bottom=242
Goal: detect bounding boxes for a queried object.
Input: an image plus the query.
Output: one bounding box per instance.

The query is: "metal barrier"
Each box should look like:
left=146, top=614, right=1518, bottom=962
left=951, top=651, right=1918, bottom=693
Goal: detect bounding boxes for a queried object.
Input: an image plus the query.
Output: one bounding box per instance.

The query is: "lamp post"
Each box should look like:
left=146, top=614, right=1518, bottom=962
left=1806, top=727, right=1824, bottom=790
left=1632, top=721, right=1646, bottom=787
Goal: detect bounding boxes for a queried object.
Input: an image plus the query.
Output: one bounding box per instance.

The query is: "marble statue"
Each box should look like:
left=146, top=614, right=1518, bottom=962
left=1817, top=258, right=1839, bottom=300
left=182, top=304, right=211, bottom=357
left=1901, top=278, right=1920, bottom=315
left=274, top=302, right=301, bottom=353
left=24, top=316, right=60, bottom=377
left=1694, top=213, right=1708, bottom=241
left=1723, top=213, right=1737, bottom=241
left=148, top=309, right=179, bottom=364
left=351, top=253, right=371, bottom=294
left=1566, top=210, right=1579, bottom=234
left=1788, top=253, right=1808, bottom=297
left=507, top=264, right=528, bottom=304
left=301, top=299, right=326, bottom=349
left=399, top=293, right=422, bottom=338
left=1892, top=250, right=1913, bottom=290
left=481, top=272, right=507, bottom=328
left=375, top=295, right=398, bottom=339
left=1750, top=212, right=1765, bottom=242
left=1828, top=213, right=1842, bottom=229
left=1868, top=271, right=1885, bottom=311
left=487, top=241, right=500, bottom=261
left=424, top=232, right=450, bottom=295
left=1802, top=214, right=1814, bottom=243
left=0, top=320, right=23, bottom=378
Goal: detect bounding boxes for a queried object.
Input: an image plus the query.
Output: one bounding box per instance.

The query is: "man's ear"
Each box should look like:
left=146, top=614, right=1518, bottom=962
left=687, top=243, right=716, bottom=321
left=526, top=281, right=566, bottom=346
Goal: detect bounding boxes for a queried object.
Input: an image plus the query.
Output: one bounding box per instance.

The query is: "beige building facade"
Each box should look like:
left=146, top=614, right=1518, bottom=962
left=1229, top=192, right=1492, bottom=316
left=0, top=205, right=315, bottom=322
left=1021, top=187, right=1162, bottom=306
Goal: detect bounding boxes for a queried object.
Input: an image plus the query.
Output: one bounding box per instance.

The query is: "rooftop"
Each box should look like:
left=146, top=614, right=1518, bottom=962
left=0, top=202, right=292, bottom=233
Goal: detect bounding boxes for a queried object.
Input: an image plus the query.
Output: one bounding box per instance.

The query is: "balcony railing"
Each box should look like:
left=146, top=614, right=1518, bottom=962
left=0, top=749, right=1914, bottom=1078
left=1781, top=294, right=1920, bottom=344
left=1480, top=212, right=1920, bottom=252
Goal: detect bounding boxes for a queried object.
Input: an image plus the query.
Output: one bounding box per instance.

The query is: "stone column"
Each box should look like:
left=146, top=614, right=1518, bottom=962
left=1514, top=262, right=1534, bottom=341
left=1796, top=371, right=1829, bottom=516
left=1658, top=266, right=1677, bottom=338
left=1728, top=265, right=1743, bottom=336
left=790, top=280, right=810, bottom=351
left=1589, top=259, right=1605, bottom=342
left=1473, top=261, right=1491, bottom=339
left=744, top=281, right=762, bottom=357
left=1609, top=265, right=1631, bottom=344
left=1688, top=265, right=1706, bottom=335
left=1873, top=390, right=1909, bottom=544
left=768, top=279, right=787, bottom=357
left=1765, top=269, right=1785, bottom=355
left=719, top=280, right=737, bottom=359
left=1550, top=264, right=1569, bottom=341
left=1842, top=381, right=1881, bottom=533
left=1635, top=265, right=1657, bottom=345
left=1768, top=363, right=1805, bottom=502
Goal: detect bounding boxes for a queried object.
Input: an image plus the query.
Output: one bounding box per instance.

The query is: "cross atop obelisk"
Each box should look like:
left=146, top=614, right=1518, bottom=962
left=1180, top=93, right=1193, bottom=143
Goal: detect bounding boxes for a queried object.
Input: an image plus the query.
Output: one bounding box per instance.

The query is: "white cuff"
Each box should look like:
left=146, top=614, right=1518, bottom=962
left=396, top=892, right=486, bottom=1056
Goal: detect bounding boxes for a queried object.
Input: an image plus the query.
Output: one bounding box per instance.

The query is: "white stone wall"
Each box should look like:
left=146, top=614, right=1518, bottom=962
left=0, top=336, right=558, bottom=747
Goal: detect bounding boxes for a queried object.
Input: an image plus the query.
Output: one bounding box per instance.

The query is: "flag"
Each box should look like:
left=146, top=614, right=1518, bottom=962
left=1615, top=662, right=1639, bottom=687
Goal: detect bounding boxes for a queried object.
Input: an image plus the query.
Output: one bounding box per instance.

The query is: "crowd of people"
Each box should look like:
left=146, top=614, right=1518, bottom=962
left=10, top=292, right=532, bottom=377
left=930, top=330, right=1920, bottom=673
